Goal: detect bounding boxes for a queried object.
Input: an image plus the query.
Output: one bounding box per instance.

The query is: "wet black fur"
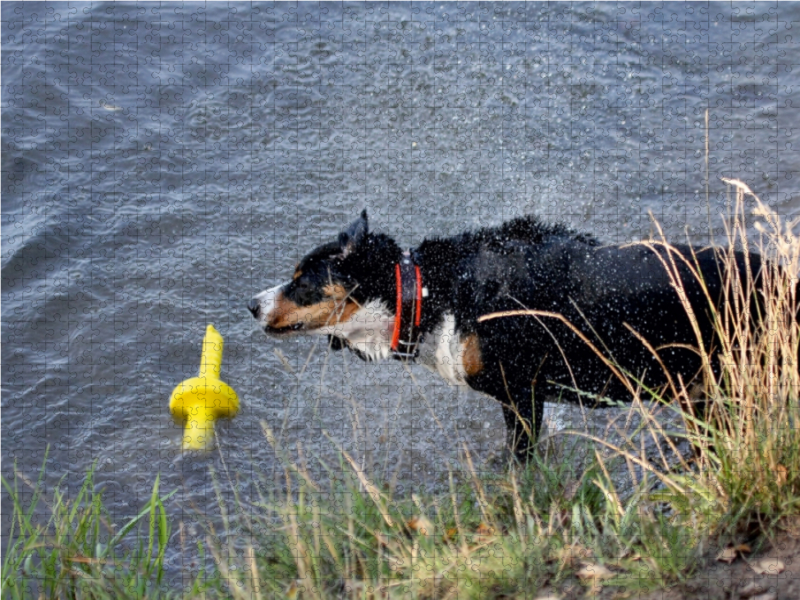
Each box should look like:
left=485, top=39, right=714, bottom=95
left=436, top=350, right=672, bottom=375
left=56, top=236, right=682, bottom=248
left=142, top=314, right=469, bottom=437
left=279, top=210, right=765, bottom=462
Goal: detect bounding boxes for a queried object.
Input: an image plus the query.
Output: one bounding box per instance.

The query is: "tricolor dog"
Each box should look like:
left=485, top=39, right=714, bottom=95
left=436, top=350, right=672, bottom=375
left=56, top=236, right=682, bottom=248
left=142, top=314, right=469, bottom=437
left=248, top=210, right=762, bottom=461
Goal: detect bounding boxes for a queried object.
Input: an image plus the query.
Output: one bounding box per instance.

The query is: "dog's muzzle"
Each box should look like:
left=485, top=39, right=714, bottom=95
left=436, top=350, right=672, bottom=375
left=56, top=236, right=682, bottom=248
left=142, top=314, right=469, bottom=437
left=248, top=285, right=285, bottom=332
left=249, top=284, right=308, bottom=335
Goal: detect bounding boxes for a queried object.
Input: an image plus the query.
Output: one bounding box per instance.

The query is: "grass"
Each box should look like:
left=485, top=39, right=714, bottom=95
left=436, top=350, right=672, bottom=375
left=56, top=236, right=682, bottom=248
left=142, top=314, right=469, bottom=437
left=1, top=449, right=211, bottom=599
left=206, top=422, right=702, bottom=599
left=4, top=181, right=800, bottom=598
left=646, top=180, right=800, bottom=535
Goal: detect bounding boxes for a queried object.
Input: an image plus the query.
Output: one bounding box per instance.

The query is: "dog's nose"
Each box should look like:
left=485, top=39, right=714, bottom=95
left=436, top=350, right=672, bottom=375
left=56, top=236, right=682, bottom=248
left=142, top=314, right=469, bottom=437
left=247, top=298, right=261, bottom=319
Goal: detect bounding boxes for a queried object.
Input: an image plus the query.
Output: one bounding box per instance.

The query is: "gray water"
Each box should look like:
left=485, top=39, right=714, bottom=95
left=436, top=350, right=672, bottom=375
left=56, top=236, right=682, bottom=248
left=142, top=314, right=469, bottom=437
left=3, top=1, right=800, bottom=588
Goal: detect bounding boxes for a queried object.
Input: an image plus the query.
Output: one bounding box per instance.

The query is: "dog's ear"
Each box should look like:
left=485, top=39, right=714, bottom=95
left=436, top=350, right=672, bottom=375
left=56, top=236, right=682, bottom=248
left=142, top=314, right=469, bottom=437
left=338, top=209, right=368, bottom=258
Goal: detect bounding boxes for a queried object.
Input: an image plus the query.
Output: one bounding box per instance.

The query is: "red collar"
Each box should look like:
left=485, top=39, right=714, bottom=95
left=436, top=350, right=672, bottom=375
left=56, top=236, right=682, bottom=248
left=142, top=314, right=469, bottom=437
left=390, top=250, right=424, bottom=360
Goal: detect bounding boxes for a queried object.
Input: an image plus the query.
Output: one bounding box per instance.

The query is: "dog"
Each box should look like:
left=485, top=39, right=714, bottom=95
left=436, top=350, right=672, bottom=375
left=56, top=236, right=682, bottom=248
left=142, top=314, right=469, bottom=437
left=248, top=210, right=764, bottom=461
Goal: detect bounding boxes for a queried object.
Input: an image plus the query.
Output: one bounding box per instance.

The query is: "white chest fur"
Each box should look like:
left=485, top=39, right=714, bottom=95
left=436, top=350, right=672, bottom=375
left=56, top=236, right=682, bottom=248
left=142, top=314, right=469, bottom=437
left=317, top=299, right=395, bottom=362
left=417, top=313, right=468, bottom=385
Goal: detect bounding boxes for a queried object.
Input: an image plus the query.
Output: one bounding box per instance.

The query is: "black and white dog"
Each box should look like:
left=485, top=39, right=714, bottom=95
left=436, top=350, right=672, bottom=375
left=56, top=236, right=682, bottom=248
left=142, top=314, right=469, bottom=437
left=248, top=210, right=762, bottom=461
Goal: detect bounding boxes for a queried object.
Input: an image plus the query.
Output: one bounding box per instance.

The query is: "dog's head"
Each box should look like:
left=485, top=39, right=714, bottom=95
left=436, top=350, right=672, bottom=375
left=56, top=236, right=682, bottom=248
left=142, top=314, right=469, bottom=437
left=248, top=210, right=401, bottom=360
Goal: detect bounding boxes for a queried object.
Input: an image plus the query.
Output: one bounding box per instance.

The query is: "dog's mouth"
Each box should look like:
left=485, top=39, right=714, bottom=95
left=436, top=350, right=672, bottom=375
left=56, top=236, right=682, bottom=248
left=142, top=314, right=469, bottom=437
left=264, top=322, right=305, bottom=336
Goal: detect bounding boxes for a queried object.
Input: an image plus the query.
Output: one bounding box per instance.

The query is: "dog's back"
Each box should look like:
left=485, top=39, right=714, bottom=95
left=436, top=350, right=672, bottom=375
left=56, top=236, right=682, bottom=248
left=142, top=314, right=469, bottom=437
left=463, top=240, right=760, bottom=404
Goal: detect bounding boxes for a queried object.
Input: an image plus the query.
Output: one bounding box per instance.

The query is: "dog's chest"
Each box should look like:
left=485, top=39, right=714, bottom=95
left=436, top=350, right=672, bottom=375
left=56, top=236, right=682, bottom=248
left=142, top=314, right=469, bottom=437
left=418, top=313, right=469, bottom=385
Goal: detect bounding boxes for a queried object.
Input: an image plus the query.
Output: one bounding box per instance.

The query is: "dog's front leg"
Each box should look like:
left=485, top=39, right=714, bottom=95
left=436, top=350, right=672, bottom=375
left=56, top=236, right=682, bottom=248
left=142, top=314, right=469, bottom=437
left=500, top=384, right=544, bottom=464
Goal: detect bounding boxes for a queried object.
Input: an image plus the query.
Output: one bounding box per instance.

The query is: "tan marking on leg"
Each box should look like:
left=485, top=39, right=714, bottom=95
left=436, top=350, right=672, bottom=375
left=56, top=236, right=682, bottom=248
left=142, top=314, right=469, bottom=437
left=462, top=334, right=483, bottom=378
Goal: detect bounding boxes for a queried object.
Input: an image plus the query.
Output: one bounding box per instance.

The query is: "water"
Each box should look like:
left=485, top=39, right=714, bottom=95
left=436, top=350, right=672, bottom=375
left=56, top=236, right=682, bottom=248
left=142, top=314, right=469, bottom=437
left=3, top=1, right=800, bottom=588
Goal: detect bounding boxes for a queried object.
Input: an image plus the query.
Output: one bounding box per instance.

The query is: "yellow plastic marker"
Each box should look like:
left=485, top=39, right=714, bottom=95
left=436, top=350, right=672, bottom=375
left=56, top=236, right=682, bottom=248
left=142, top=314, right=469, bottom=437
left=169, top=324, right=239, bottom=451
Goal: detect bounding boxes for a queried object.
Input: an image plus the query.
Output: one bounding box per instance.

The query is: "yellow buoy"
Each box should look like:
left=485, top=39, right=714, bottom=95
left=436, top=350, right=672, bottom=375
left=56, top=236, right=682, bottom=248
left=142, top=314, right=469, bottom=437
left=169, top=324, right=239, bottom=451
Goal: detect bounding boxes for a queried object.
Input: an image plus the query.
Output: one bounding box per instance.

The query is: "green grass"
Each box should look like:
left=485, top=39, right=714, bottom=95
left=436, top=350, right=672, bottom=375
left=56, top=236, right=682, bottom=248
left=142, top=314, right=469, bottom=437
left=0, top=449, right=212, bottom=599
left=202, top=421, right=708, bottom=599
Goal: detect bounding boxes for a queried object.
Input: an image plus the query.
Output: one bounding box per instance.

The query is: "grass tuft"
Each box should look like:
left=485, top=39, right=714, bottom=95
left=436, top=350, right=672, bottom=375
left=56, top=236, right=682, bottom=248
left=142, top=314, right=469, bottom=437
left=0, top=450, right=197, bottom=599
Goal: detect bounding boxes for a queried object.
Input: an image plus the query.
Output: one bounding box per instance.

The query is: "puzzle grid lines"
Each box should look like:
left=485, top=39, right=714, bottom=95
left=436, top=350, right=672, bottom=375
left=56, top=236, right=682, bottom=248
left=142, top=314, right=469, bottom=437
left=2, top=1, right=799, bottom=595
